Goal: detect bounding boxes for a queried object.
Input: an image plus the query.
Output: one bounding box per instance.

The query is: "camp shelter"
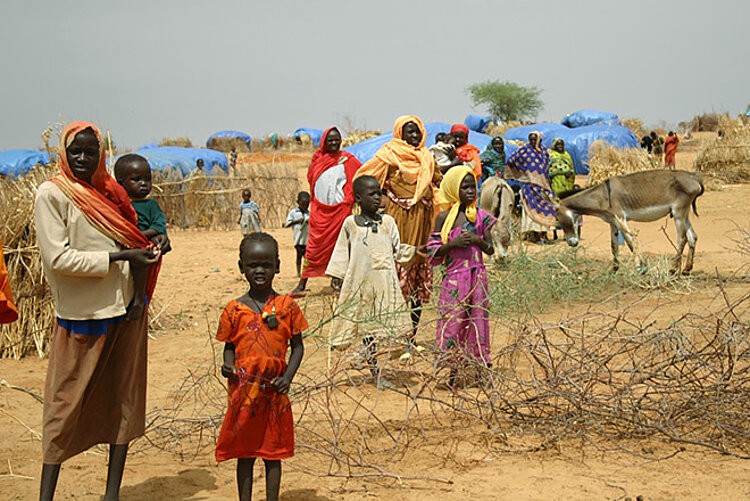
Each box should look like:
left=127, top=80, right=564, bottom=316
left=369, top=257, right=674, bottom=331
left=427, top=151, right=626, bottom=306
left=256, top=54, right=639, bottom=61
left=550, top=125, right=639, bottom=175
left=464, top=114, right=492, bottom=133
left=0, top=149, right=52, bottom=178
left=137, top=142, right=159, bottom=150
left=127, top=146, right=230, bottom=178
left=502, top=123, right=570, bottom=145
left=293, top=128, right=324, bottom=147
left=561, top=110, right=622, bottom=128
left=206, top=130, right=253, bottom=151
left=343, top=122, right=519, bottom=164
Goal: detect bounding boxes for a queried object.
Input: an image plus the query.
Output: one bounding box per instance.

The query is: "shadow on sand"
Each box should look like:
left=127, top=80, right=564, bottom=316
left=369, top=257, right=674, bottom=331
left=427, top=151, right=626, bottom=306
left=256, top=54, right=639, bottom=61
left=119, top=468, right=218, bottom=500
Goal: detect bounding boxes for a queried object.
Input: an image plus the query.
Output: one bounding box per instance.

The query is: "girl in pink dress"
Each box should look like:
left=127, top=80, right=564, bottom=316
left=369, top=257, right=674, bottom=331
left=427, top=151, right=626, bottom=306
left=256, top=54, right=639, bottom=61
left=428, top=165, right=496, bottom=384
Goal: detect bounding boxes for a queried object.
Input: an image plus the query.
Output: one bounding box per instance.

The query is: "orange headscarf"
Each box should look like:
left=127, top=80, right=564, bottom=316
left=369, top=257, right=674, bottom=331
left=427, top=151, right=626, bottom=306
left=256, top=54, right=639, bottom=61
left=355, top=115, right=436, bottom=207
left=49, top=122, right=160, bottom=300
left=0, top=238, right=18, bottom=324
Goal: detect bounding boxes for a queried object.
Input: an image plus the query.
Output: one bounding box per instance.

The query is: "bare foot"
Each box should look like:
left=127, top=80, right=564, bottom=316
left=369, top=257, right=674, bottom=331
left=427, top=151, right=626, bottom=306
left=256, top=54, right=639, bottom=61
left=289, top=286, right=306, bottom=298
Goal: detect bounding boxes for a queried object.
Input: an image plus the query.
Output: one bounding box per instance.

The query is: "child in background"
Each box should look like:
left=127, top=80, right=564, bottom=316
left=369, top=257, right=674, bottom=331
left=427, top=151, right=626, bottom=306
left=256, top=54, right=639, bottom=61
left=216, top=232, right=306, bottom=501
left=326, top=175, right=412, bottom=389
left=428, top=165, right=495, bottom=386
left=114, top=154, right=171, bottom=320
left=239, top=189, right=261, bottom=235
left=283, top=192, right=311, bottom=277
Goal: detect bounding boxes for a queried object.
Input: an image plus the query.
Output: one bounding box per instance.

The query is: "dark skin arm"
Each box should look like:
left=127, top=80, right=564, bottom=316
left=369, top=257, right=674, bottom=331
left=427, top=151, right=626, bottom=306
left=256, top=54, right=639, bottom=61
left=271, top=334, right=304, bottom=394
left=432, top=210, right=494, bottom=257
left=222, top=342, right=237, bottom=378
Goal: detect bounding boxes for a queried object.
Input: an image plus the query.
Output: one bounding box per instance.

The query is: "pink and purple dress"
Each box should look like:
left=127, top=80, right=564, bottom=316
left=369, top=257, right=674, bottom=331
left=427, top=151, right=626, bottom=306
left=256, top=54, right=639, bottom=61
left=427, top=208, right=496, bottom=366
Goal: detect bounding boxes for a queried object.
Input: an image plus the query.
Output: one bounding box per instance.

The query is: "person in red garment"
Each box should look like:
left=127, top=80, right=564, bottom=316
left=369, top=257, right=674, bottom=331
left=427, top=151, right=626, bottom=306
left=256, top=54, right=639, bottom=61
left=0, top=237, right=18, bottom=324
left=664, top=131, right=679, bottom=169
left=450, top=124, right=482, bottom=178
left=290, top=127, right=361, bottom=297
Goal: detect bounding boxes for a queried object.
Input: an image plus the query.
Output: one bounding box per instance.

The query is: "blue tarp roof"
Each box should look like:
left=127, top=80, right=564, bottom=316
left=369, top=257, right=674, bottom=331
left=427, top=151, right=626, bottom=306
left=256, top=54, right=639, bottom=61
left=344, top=122, right=519, bottom=164
left=121, top=146, right=229, bottom=176
left=503, top=123, right=570, bottom=144
left=0, top=149, right=52, bottom=178
left=504, top=123, right=639, bottom=174
left=293, top=128, right=324, bottom=147
left=464, top=114, right=492, bottom=133
left=561, top=110, right=622, bottom=128
left=206, top=130, right=252, bottom=150
left=137, top=142, right=159, bottom=150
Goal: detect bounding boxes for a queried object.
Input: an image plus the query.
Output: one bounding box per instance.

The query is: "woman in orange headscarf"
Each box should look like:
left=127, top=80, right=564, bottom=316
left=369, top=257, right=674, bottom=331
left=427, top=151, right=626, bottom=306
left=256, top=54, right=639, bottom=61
left=355, top=115, right=442, bottom=358
left=35, top=122, right=161, bottom=501
left=290, top=126, right=361, bottom=297
left=0, top=238, right=18, bottom=324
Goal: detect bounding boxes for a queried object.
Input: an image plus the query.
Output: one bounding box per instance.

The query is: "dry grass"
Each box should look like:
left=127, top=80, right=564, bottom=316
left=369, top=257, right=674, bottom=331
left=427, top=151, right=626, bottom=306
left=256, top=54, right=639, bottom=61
left=341, top=129, right=383, bottom=147
left=484, top=121, right=523, bottom=138
left=587, top=140, right=664, bottom=185
left=207, top=137, right=251, bottom=153
left=622, top=117, right=645, bottom=138
left=694, top=116, right=750, bottom=184
left=0, top=166, right=56, bottom=358
left=159, top=137, right=194, bottom=148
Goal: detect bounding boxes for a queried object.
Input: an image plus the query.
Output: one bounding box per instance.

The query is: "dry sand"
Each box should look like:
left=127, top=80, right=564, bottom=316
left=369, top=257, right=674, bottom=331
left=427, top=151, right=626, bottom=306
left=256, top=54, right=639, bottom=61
left=1, top=146, right=749, bottom=500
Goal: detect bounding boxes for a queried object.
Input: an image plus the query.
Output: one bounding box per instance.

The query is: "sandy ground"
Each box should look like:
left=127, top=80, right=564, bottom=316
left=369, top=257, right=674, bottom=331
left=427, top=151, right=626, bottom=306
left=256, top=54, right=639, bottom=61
left=1, top=146, right=749, bottom=500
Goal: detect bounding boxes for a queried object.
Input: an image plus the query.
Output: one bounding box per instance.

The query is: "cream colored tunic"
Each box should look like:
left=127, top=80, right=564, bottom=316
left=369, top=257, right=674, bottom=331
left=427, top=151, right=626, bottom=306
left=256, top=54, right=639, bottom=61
left=34, top=181, right=134, bottom=320
left=325, top=215, right=411, bottom=347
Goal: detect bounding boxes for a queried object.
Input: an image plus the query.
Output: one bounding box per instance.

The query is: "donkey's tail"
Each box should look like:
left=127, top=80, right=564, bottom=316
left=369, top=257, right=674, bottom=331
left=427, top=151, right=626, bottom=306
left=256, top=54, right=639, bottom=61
left=692, top=181, right=705, bottom=217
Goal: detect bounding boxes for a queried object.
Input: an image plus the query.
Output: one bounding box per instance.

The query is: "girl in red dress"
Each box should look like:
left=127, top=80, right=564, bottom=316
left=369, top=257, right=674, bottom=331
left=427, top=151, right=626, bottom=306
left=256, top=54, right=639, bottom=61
left=215, top=232, right=306, bottom=501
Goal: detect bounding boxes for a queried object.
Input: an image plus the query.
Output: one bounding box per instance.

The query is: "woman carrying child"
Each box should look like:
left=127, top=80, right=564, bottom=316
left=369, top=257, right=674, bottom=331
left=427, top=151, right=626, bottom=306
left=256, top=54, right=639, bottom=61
left=216, top=232, right=306, bottom=501
left=291, top=127, right=361, bottom=297
left=355, top=115, right=442, bottom=360
left=326, top=175, right=412, bottom=388
left=428, top=165, right=495, bottom=384
left=34, top=122, right=161, bottom=501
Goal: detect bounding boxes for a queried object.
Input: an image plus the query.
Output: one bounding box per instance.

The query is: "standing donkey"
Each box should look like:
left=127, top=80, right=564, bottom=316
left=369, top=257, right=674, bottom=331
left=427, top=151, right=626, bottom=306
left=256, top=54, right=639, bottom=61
left=552, top=170, right=704, bottom=274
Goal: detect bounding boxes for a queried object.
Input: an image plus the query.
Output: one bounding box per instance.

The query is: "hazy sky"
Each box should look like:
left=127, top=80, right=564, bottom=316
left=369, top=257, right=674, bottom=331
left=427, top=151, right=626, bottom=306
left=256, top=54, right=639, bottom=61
left=2, top=0, right=748, bottom=150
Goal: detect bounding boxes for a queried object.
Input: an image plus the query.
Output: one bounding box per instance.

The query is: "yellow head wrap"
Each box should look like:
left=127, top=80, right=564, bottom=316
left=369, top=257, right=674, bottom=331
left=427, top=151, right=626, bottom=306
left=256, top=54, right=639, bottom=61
left=438, top=164, right=477, bottom=244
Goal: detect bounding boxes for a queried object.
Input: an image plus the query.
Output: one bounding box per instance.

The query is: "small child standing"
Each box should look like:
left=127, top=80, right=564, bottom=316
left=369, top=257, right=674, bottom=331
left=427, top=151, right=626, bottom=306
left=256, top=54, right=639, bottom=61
left=239, top=189, right=261, bottom=235
left=282, top=192, right=311, bottom=277
left=428, top=165, right=496, bottom=385
left=216, top=232, right=306, bottom=501
left=325, top=175, right=412, bottom=388
left=114, top=153, right=170, bottom=319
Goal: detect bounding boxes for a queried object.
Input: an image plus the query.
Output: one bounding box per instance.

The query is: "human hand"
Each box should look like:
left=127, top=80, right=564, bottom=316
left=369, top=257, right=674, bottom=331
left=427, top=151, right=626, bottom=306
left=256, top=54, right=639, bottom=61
left=272, top=375, right=292, bottom=394
left=126, top=248, right=160, bottom=269
left=221, top=363, right=237, bottom=379
left=151, top=234, right=171, bottom=254
left=452, top=231, right=474, bottom=248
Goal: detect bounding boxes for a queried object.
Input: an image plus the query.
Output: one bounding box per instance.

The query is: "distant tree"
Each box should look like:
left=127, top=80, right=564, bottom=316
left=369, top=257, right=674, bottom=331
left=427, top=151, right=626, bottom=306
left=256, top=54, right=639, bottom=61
left=466, top=80, right=543, bottom=122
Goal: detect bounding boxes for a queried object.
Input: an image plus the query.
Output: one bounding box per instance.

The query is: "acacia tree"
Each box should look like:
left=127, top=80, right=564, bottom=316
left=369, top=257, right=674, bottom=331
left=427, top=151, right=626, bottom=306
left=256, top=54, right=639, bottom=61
left=466, top=80, right=544, bottom=122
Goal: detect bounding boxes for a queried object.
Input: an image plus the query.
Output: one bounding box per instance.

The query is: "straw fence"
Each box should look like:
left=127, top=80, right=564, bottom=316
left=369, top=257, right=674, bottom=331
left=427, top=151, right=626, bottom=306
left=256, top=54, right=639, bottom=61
left=0, top=157, right=303, bottom=358
left=694, top=116, right=750, bottom=184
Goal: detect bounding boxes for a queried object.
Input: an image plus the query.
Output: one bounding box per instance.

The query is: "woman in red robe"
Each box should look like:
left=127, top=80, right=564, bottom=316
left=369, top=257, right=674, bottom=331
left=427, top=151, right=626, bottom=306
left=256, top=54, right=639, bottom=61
left=664, top=131, right=679, bottom=169
left=290, top=127, right=361, bottom=297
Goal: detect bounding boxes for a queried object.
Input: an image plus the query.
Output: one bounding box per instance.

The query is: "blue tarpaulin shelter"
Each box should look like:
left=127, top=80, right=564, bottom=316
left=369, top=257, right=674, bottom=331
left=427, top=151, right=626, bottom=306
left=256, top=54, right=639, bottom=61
left=124, top=146, right=229, bottom=177
left=464, top=114, right=492, bottom=133
left=561, top=110, right=622, bottom=128
left=503, top=123, right=570, bottom=145
left=503, top=123, right=639, bottom=174
left=137, top=142, right=159, bottom=150
left=206, top=130, right=253, bottom=151
left=0, top=149, right=52, bottom=178
left=344, top=122, right=519, bottom=164
left=293, top=128, right=324, bottom=147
